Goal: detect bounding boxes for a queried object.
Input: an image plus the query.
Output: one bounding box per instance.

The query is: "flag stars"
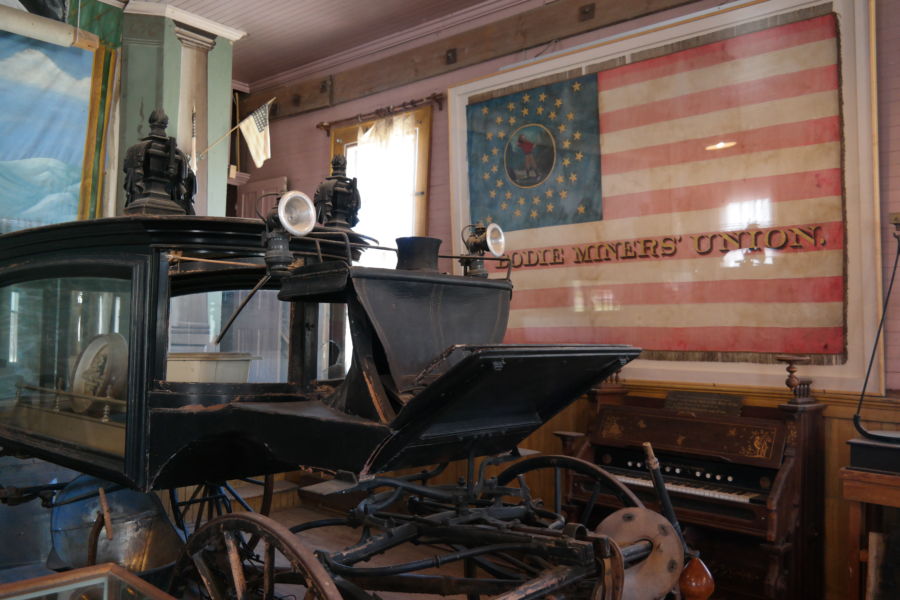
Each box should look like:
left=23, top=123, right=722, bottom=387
left=536, top=106, right=544, bottom=115
left=538, top=93, right=547, bottom=102
left=514, top=208, right=522, bottom=217
left=546, top=202, right=555, bottom=212
left=530, top=209, right=538, bottom=219
left=562, top=157, right=571, bottom=167
left=481, top=106, right=489, bottom=115
left=491, top=147, right=499, bottom=156
left=518, top=197, right=526, bottom=205
left=577, top=205, right=586, bottom=214
left=532, top=196, right=542, bottom=205
left=572, top=81, right=582, bottom=92
left=562, top=139, right=571, bottom=149
left=573, top=131, right=582, bottom=141
left=569, top=172, right=578, bottom=183
left=545, top=189, right=554, bottom=198
left=505, top=191, right=512, bottom=200
left=548, top=111, right=557, bottom=120
left=556, top=175, right=564, bottom=184
left=560, top=190, right=569, bottom=199
left=495, top=116, right=504, bottom=124
left=554, top=98, right=563, bottom=107
left=486, top=132, right=494, bottom=140
left=507, top=102, right=516, bottom=111
left=491, top=165, right=498, bottom=173
left=483, top=173, right=490, bottom=180
left=566, top=112, right=575, bottom=121
left=558, top=124, right=567, bottom=133
left=482, top=154, right=489, bottom=163
left=522, top=93, right=531, bottom=103
left=500, top=201, right=509, bottom=210
left=489, top=190, right=497, bottom=198
left=498, top=131, right=507, bottom=139
left=508, top=116, right=517, bottom=125
left=486, top=216, right=494, bottom=223
left=575, top=151, right=584, bottom=161
left=521, top=107, right=529, bottom=116
left=496, top=179, right=504, bottom=187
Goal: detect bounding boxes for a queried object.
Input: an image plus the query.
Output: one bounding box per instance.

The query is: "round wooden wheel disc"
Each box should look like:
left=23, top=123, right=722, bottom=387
left=595, top=507, right=684, bottom=600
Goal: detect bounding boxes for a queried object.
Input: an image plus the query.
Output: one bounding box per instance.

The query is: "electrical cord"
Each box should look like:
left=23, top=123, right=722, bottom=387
left=853, top=229, right=900, bottom=442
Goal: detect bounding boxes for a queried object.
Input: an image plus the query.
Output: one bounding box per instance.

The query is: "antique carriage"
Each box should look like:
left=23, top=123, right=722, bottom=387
left=0, top=168, right=711, bottom=598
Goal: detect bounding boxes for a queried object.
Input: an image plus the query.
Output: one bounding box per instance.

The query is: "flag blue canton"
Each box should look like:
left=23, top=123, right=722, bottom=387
left=251, top=104, right=269, bottom=132
left=466, top=74, right=601, bottom=232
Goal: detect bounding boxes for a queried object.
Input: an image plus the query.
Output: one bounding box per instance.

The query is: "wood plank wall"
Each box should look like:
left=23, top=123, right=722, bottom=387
left=239, top=0, right=700, bottom=120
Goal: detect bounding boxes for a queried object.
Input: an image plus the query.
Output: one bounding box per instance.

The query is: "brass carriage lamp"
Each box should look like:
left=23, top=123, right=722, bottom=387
left=263, top=190, right=316, bottom=278
left=461, top=222, right=505, bottom=277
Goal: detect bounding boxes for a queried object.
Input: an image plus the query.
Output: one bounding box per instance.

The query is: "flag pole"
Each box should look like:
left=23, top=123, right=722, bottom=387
left=190, top=102, right=198, bottom=172
left=196, top=97, right=275, bottom=161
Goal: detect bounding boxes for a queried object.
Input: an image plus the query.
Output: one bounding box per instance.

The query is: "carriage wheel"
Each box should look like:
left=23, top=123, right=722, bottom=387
left=495, top=455, right=642, bottom=527
left=170, top=512, right=341, bottom=600
left=169, top=475, right=275, bottom=536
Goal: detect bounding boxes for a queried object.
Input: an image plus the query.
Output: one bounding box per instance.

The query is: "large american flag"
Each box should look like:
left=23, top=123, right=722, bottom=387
left=500, top=14, right=844, bottom=361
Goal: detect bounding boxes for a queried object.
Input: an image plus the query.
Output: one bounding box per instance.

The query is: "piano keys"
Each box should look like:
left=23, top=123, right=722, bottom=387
left=562, top=389, right=825, bottom=600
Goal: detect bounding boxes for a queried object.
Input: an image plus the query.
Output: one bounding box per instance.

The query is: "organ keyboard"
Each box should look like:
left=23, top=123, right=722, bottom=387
left=562, top=387, right=824, bottom=600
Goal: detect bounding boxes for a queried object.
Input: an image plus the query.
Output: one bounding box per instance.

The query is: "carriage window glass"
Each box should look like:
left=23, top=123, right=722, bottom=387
left=0, top=277, right=131, bottom=457
left=168, top=289, right=290, bottom=383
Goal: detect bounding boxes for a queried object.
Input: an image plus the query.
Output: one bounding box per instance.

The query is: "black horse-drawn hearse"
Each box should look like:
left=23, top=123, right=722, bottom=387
left=0, top=112, right=712, bottom=600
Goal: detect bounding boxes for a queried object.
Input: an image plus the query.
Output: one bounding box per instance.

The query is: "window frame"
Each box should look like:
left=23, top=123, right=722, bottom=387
left=0, top=253, right=148, bottom=487
left=330, top=104, right=433, bottom=238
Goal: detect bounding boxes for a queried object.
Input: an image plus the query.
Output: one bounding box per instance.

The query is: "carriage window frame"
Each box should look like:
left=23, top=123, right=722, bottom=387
left=0, top=258, right=145, bottom=483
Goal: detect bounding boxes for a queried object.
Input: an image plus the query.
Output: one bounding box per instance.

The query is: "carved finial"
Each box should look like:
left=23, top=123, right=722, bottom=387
left=776, top=355, right=813, bottom=405
left=148, top=108, right=169, bottom=135
left=123, top=109, right=196, bottom=215
left=330, top=154, right=347, bottom=177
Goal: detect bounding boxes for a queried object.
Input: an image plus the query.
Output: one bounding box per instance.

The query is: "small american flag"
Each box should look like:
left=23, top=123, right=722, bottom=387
left=501, top=14, right=844, bottom=363
left=239, top=99, right=273, bottom=168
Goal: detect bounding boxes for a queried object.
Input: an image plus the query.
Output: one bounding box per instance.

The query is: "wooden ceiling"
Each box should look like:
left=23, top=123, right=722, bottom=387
left=136, top=0, right=527, bottom=88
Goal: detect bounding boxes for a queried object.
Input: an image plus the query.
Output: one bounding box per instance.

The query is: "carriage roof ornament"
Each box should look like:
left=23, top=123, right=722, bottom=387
left=122, top=109, right=196, bottom=215
left=313, top=154, right=361, bottom=230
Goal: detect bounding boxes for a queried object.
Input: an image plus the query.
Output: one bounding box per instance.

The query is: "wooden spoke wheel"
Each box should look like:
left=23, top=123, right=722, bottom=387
left=169, top=512, right=341, bottom=600
left=495, top=454, right=643, bottom=527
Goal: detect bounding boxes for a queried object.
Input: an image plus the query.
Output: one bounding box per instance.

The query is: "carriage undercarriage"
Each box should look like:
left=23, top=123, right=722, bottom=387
left=168, top=453, right=681, bottom=600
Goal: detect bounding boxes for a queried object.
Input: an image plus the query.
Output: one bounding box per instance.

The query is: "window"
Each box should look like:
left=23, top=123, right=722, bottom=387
left=168, top=289, right=291, bottom=383
left=331, top=105, right=432, bottom=268
left=0, top=277, right=132, bottom=456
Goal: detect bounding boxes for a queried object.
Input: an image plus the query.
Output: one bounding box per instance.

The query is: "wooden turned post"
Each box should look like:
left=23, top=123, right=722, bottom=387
left=776, top=354, right=814, bottom=405
left=553, top=431, right=585, bottom=456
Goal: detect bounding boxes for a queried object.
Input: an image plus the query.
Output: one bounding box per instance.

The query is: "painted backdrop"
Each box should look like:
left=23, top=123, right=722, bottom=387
left=0, top=31, right=91, bottom=234
left=467, top=13, right=844, bottom=364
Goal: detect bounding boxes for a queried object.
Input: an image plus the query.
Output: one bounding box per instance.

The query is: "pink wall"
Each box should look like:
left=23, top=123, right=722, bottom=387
left=878, top=0, right=900, bottom=391
left=246, top=0, right=900, bottom=391
left=246, top=1, right=721, bottom=261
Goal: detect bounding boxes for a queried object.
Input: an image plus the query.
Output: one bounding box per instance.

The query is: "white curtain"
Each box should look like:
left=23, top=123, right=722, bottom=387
left=345, top=112, right=419, bottom=269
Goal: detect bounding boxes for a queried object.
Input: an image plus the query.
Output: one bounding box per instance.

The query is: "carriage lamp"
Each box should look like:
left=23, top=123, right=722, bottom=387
left=460, top=222, right=505, bottom=277
left=264, top=190, right=316, bottom=277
